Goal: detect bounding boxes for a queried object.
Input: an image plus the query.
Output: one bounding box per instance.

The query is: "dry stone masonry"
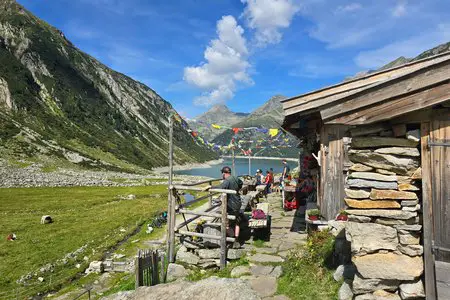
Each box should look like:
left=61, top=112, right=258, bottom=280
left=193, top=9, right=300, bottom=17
left=335, top=126, right=425, bottom=299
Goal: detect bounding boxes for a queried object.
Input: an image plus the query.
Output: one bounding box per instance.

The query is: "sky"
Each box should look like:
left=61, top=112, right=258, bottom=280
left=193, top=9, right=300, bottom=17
left=18, top=0, right=450, bottom=118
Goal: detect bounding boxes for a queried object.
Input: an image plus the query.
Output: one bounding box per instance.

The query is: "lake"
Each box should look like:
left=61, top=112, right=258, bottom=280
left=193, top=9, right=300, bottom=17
left=175, top=158, right=291, bottom=178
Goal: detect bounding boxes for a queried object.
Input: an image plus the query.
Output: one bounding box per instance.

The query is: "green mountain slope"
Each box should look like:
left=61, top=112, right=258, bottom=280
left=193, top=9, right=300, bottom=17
left=0, top=0, right=216, bottom=172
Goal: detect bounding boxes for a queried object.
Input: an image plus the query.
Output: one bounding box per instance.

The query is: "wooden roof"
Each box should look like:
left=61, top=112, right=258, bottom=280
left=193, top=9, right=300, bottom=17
left=282, top=51, right=450, bottom=128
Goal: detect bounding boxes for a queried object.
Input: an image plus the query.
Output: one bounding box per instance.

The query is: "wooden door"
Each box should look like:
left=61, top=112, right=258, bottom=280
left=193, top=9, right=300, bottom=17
left=430, top=119, right=450, bottom=299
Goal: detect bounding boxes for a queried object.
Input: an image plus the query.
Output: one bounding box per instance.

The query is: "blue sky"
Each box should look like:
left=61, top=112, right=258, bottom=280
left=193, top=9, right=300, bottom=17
left=19, top=0, right=450, bottom=117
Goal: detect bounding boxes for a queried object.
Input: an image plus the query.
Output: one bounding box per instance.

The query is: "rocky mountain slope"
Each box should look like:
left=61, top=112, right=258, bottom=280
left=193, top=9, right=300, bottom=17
left=187, top=104, right=248, bottom=141
left=0, top=0, right=216, bottom=172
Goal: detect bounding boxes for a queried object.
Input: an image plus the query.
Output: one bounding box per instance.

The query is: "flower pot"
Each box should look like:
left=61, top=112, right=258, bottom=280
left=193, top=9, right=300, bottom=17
left=309, top=215, right=319, bottom=221
left=336, top=214, right=348, bottom=221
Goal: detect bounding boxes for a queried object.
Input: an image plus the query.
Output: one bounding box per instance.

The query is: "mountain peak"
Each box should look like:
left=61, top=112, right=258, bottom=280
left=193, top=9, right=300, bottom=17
left=209, top=104, right=231, bottom=113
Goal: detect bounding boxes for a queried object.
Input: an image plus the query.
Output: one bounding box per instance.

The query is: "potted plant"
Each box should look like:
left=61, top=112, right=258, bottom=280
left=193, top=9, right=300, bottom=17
left=307, top=209, right=320, bottom=221
left=336, top=210, right=349, bottom=221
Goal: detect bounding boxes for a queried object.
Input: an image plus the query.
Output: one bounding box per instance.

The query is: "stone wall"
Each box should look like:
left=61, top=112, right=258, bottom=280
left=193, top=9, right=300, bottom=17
left=336, top=125, right=426, bottom=300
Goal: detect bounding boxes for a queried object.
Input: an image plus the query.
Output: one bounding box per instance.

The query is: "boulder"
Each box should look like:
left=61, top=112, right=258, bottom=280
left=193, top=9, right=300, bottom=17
left=397, top=244, right=423, bottom=257
left=338, top=281, right=353, bottom=300
left=350, top=163, right=374, bottom=172
left=373, top=290, right=401, bottom=300
left=166, top=263, right=188, bottom=281
left=351, top=137, right=419, bottom=148
left=393, top=224, right=422, bottom=231
left=352, top=253, right=423, bottom=280
left=374, top=147, right=420, bottom=157
left=228, top=249, right=246, bottom=260
left=85, top=261, right=103, bottom=274
left=347, top=179, right=398, bottom=190
left=40, top=215, right=53, bottom=224
left=398, top=230, right=420, bottom=245
left=345, top=199, right=401, bottom=209
left=197, top=249, right=220, bottom=259
left=176, top=248, right=200, bottom=265
left=348, top=150, right=419, bottom=175
left=333, top=264, right=345, bottom=281
left=230, top=266, right=251, bottom=277
left=198, top=259, right=220, bottom=269
left=345, top=209, right=417, bottom=220
left=406, top=129, right=420, bottom=142
left=374, top=217, right=418, bottom=226
left=398, top=183, right=420, bottom=191
left=399, top=280, right=425, bottom=299
left=401, top=200, right=419, bottom=206
left=370, top=189, right=418, bottom=200
left=352, top=273, right=400, bottom=294
left=345, top=188, right=371, bottom=199
left=349, top=172, right=397, bottom=182
left=345, top=222, right=398, bottom=254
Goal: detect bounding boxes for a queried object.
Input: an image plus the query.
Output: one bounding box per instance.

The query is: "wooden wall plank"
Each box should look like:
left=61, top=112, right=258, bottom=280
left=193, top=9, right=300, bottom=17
left=421, top=122, right=437, bottom=299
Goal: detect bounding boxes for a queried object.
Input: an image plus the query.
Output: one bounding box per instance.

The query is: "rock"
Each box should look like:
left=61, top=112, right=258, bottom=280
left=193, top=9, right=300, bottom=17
left=352, top=273, right=400, bottom=294
left=347, top=179, right=398, bottom=190
left=352, top=253, right=423, bottom=280
left=352, top=137, right=419, bottom=148
left=350, top=124, right=390, bottom=137
left=198, top=259, right=220, bottom=269
left=264, top=295, right=290, bottom=300
left=40, top=215, right=53, bottom=224
left=109, top=277, right=260, bottom=300
left=183, top=239, right=200, bottom=249
left=270, top=266, right=283, bottom=278
left=254, top=247, right=278, bottom=254
left=250, top=265, right=274, bottom=276
left=348, top=150, right=419, bottom=175
left=376, top=169, right=397, bottom=175
left=350, top=163, right=374, bottom=172
left=355, top=293, right=375, bottom=300
left=249, top=276, right=278, bottom=298
left=345, top=222, right=398, bottom=254
left=85, top=261, right=104, bottom=274
left=345, top=199, right=400, bottom=209
left=166, top=263, right=187, bottom=281
left=38, top=277, right=44, bottom=282
left=126, top=194, right=136, bottom=200
left=176, top=248, right=200, bottom=265
left=402, top=204, right=420, bottom=212
left=339, top=281, right=353, bottom=300
left=345, top=188, right=371, bottom=199
left=373, top=290, right=401, bottom=300
left=374, top=217, right=418, bottom=225
left=379, top=130, right=394, bottom=137
left=349, top=172, right=398, bottom=182
left=392, top=124, right=407, bottom=137
left=370, top=189, right=418, bottom=200
left=401, top=200, right=419, bottom=206
left=348, top=215, right=372, bottom=223
left=397, top=244, right=423, bottom=257
left=374, top=147, right=420, bottom=157
left=393, top=224, right=422, bottom=231
left=333, top=265, right=345, bottom=281
left=406, top=129, right=420, bottom=142
left=197, top=249, right=220, bottom=259
left=248, top=254, right=284, bottom=263
left=411, top=167, right=422, bottom=179
left=345, top=209, right=417, bottom=220
left=398, top=183, right=419, bottom=191
left=398, top=230, right=420, bottom=245
left=230, top=266, right=250, bottom=277
left=228, top=249, right=246, bottom=260
left=399, top=280, right=425, bottom=299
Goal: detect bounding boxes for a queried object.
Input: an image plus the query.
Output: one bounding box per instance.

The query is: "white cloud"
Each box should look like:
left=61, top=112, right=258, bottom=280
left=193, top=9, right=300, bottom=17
left=392, top=1, right=407, bottom=17
left=355, top=23, right=450, bottom=69
left=241, top=0, right=300, bottom=46
left=183, top=16, right=252, bottom=106
left=335, top=3, right=362, bottom=14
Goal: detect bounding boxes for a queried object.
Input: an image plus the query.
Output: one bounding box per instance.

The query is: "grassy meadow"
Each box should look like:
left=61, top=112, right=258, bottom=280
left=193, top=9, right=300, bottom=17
left=0, top=185, right=168, bottom=297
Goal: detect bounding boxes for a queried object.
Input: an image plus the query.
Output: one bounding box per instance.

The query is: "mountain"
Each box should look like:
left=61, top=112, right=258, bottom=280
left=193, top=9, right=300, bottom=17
left=187, top=104, right=248, bottom=141
left=212, top=95, right=298, bottom=157
left=0, top=0, right=216, bottom=172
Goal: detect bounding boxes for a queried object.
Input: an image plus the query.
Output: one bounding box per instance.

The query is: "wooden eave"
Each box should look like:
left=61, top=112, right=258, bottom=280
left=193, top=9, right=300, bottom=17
left=282, top=51, right=450, bottom=117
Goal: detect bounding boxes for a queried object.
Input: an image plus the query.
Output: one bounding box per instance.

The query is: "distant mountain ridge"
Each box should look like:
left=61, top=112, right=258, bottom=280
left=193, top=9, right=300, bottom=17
left=0, top=0, right=216, bottom=172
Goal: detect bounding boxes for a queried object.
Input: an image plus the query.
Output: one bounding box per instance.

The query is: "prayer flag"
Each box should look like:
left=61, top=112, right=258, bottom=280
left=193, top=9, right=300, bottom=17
left=212, top=124, right=221, bottom=129
left=269, top=128, right=279, bottom=137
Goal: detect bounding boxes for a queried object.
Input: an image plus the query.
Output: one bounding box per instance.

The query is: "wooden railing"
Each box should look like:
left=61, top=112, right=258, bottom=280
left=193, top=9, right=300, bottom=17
left=166, top=178, right=237, bottom=269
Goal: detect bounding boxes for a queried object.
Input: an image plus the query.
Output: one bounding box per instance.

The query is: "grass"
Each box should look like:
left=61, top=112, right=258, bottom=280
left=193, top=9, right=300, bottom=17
left=252, top=239, right=266, bottom=248
left=0, top=185, right=168, bottom=298
left=277, top=230, right=341, bottom=300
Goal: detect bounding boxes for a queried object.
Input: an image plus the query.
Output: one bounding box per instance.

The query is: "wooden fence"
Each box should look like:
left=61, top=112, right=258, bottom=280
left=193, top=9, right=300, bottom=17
left=135, top=249, right=165, bottom=288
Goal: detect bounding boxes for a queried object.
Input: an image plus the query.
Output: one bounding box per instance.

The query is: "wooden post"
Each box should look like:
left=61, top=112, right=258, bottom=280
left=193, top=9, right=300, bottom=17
left=220, top=192, right=228, bottom=269
left=135, top=250, right=142, bottom=289
left=232, top=147, right=236, bottom=176
left=208, top=180, right=213, bottom=207
left=166, top=115, right=176, bottom=263
left=421, top=122, right=437, bottom=299
left=248, top=155, right=251, bottom=175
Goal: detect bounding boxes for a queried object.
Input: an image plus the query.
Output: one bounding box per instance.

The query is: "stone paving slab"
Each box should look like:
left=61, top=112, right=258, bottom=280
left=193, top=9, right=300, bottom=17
left=249, top=277, right=278, bottom=298
left=248, top=254, right=285, bottom=263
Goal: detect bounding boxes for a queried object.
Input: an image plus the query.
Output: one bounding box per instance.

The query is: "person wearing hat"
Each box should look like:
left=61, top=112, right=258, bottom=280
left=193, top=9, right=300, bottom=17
left=204, top=166, right=243, bottom=246
left=255, top=169, right=264, bottom=185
